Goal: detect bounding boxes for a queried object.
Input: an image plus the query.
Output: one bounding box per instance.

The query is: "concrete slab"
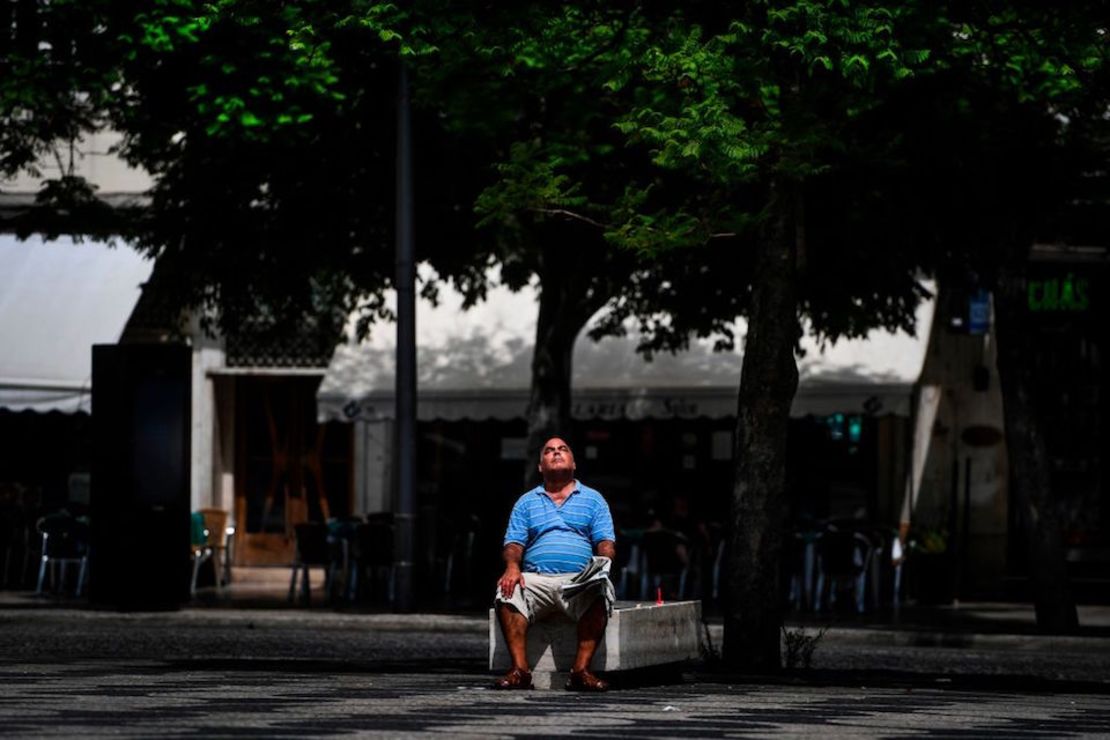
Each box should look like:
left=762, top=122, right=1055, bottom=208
left=489, top=600, right=702, bottom=685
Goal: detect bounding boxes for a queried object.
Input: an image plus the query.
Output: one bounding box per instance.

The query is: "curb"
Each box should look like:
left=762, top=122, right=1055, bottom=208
left=702, top=623, right=1110, bottom=654
left=3, top=603, right=1108, bottom=653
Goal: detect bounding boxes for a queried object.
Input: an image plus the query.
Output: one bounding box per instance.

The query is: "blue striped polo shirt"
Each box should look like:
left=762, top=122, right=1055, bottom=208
left=503, top=481, right=616, bottom=574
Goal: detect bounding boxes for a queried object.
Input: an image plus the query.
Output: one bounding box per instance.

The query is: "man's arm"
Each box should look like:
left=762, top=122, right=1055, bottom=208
left=595, top=540, right=616, bottom=560
left=499, top=543, right=526, bottom=597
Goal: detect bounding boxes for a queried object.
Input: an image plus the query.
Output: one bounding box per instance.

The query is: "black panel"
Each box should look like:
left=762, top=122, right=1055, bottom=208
left=90, top=344, right=191, bottom=610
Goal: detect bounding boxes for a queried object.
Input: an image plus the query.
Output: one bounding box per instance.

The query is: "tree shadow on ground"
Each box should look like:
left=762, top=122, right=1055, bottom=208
left=696, top=667, right=1110, bottom=697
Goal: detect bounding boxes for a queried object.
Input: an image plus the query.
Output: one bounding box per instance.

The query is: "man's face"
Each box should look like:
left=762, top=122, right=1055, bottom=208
left=538, top=437, right=575, bottom=477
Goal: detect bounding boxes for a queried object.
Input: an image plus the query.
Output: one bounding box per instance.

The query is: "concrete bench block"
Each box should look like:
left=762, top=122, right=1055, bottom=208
left=489, top=600, right=702, bottom=687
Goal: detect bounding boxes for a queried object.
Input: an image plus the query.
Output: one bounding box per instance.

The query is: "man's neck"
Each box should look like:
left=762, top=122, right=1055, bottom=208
left=542, top=475, right=576, bottom=496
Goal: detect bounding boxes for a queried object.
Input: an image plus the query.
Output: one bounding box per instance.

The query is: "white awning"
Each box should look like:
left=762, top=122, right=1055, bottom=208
left=0, top=234, right=153, bottom=413
left=318, top=269, right=935, bottom=423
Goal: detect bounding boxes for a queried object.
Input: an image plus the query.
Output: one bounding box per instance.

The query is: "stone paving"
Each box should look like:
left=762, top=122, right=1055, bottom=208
left=1, top=606, right=1109, bottom=738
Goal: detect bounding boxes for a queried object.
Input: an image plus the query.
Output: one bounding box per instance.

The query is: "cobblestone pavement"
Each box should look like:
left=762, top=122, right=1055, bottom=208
left=2, top=607, right=1109, bottom=738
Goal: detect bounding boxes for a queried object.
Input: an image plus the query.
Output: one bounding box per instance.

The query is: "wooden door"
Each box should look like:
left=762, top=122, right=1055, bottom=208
left=233, top=376, right=350, bottom=565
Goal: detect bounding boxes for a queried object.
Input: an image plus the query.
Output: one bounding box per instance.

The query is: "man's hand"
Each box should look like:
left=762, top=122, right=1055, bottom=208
left=596, top=540, right=616, bottom=561
left=500, top=543, right=525, bottom=598
left=499, top=564, right=525, bottom=598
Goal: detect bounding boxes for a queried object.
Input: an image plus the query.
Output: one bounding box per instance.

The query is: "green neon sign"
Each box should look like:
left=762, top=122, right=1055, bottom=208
left=1028, top=273, right=1090, bottom=312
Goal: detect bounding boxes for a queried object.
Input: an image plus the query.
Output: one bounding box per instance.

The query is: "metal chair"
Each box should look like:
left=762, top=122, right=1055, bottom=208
left=814, top=526, right=875, bottom=613
left=0, top=505, right=27, bottom=589
left=190, top=512, right=213, bottom=597
left=348, top=514, right=395, bottom=605
left=288, top=522, right=335, bottom=605
left=441, top=514, right=480, bottom=600
left=326, top=516, right=362, bottom=601
left=198, top=508, right=230, bottom=589
left=35, top=512, right=89, bottom=597
left=786, top=529, right=822, bottom=611
left=616, top=539, right=643, bottom=600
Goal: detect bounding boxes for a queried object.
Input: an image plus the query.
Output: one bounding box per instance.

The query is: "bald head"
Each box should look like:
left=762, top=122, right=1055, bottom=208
left=538, top=437, right=575, bottom=483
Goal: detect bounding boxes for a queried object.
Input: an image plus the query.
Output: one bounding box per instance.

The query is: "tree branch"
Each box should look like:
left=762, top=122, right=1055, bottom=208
left=558, top=7, right=634, bottom=74
left=529, top=207, right=608, bottom=229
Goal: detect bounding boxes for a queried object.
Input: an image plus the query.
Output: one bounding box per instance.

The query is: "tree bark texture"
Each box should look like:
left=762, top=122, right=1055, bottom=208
left=994, top=268, right=1079, bottom=634
left=723, top=187, right=800, bottom=671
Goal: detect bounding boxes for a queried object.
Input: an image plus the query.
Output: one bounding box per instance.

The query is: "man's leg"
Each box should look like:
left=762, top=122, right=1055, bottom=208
left=497, top=602, right=529, bottom=672
left=566, top=595, right=610, bottom=691
left=571, top=595, right=607, bottom=672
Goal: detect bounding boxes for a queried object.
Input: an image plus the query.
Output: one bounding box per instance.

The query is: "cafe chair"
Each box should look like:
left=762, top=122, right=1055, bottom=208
left=288, top=522, right=335, bottom=606
left=347, top=514, right=395, bottom=605
left=35, top=511, right=89, bottom=597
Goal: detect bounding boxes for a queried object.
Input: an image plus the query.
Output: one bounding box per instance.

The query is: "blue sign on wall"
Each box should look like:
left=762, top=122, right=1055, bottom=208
left=968, top=289, right=990, bottom=335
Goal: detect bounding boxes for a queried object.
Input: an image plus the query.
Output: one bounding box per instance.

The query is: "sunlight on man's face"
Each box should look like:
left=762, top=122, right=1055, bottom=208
left=538, top=438, right=574, bottom=475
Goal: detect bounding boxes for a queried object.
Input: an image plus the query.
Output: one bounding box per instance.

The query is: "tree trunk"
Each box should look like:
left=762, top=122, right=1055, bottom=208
left=723, top=187, right=800, bottom=671
left=994, top=267, right=1079, bottom=633
left=523, top=278, right=579, bottom=486
left=522, top=237, right=607, bottom=487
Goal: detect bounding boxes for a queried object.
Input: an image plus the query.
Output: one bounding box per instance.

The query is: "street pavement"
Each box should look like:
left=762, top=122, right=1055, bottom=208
left=2, top=603, right=1110, bottom=738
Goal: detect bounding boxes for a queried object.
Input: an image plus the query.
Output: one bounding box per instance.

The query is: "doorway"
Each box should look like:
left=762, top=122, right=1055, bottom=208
left=233, top=376, right=352, bottom=565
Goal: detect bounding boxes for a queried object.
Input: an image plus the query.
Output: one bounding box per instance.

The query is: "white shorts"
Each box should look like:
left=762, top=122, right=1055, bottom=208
left=494, top=556, right=615, bottom=623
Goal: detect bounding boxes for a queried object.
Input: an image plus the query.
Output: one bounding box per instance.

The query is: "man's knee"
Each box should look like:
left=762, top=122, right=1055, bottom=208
left=497, top=601, right=528, bottom=625
left=577, top=595, right=608, bottom=624
left=497, top=600, right=522, bottom=616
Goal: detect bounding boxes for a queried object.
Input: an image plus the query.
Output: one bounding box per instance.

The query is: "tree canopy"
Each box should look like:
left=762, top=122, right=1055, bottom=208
left=3, top=0, right=1107, bottom=661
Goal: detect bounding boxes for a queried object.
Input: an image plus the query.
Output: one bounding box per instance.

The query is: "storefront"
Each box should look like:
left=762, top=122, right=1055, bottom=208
left=0, top=234, right=153, bottom=589
left=317, top=272, right=934, bottom=602
left=1018, top=249, right=1109, bottom=598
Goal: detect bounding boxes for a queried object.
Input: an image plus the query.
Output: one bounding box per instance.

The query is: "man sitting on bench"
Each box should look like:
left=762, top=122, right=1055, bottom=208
left=494, top=436, right=616, bottom=692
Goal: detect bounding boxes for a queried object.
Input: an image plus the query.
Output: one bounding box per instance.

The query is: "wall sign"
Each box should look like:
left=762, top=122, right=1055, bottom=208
left=1028, top=273, right=1090, bottom=313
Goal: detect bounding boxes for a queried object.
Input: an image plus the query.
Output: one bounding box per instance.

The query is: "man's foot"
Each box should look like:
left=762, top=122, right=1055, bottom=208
left=565, top=669, right=608, bottom=692
left=494, top=667, right=533, bottom=690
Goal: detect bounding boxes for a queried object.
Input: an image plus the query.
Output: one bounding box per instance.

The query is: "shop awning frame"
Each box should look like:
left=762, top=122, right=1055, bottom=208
left=318, top=269, right=936, bottom=423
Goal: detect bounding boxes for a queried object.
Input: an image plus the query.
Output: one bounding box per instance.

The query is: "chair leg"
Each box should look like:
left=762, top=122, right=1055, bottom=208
left=212, top=551, right=223, bottom=592
left=712, top=545, right=725, bottom=601
left=190, top=555, right=202, bottom=597
left=347, top=564, right=358, bottom=603
left=892, top=563, right=903, bottom=609
left=77, top=557, right=88, bottom=597
left=36, top=555, right=48, bottom=595
left=300, top=565, right=311, bottom=605
left=223, top=534, right=234, bottom=586
left=287, top=559, right=299, bottom=603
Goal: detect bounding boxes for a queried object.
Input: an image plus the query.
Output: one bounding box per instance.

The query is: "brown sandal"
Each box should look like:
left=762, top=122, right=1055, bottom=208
left=565, top=669, right=608, bottom=692
left=494, top=667, right=533, bottom=690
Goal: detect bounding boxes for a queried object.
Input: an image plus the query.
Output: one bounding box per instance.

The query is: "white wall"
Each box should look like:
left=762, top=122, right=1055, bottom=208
left=189, top=329, right=226, bottom=511
left=353, top=419, right=392, bottom=515
left=1, top=131, right=153, bottom=195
